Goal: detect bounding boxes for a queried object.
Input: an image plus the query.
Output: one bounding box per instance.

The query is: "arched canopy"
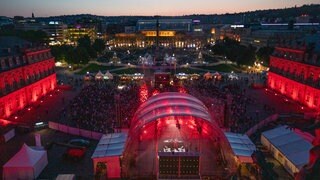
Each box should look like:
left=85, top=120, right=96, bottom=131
left=123, top=92, right=238, bottom=178
left=131, top=92, right=215, bottom=133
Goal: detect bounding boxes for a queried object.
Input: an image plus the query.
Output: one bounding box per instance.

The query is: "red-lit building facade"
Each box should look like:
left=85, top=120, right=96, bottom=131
left=0, top=46, right=56, bottom=119
left=267, top=46, right=320, bottom=111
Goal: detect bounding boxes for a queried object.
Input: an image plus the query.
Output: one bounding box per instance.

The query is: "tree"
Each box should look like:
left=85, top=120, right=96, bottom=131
left=237, top=45, right=256, bottom=66
left=211, top=38, right=256, bottom=66
left=92, top=39, right=106, bottom=54
left=0, top=29, right=47, bottom=43
left=77, top=35, right=91, bottom=48
left=77, top=35, right=97, bottom=59
left=73, top=46, right=90, bottom=65
left=256, top=47, right=274, bottom=66
left=51, top=45, right=74, bottom=64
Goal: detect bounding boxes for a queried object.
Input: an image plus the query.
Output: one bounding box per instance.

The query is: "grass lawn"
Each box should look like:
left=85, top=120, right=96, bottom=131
left=76, top=63, right=243, bottom=75
left=196, top=64, right=242, bottom=73
left=76, top=64, right=124, bottom=74
left=176, top=68, right=207, bottom=74
left=112, top=68, right=142, bottom=74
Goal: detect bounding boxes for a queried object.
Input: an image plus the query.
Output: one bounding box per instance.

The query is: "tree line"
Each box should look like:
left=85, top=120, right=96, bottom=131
left=51, top=35, right=105, bottom=65
left=209, top=38, right=274, bottom=66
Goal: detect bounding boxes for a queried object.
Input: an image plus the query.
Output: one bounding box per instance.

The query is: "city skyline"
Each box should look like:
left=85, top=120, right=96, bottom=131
left=0, top=0, right=319, bottom=17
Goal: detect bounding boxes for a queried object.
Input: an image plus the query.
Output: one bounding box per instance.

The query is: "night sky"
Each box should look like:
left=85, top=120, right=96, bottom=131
left=0, top=0, right=319, bottom=17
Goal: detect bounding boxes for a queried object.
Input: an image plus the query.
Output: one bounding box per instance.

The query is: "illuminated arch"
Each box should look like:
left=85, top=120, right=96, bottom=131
left=130, top=92, right=219, bottom=133
left=123, top=92, right=237, bottom=178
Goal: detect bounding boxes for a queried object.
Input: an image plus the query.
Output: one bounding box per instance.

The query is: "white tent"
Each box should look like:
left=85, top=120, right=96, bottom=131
left=225, top=132, right=256, bottom=163
left=95, top=71, right=104, bottom=80
left=92, top=133, right=127, bottom=179
left=104, top=71, right=113, bottom=80
left=261, top=126, right=312, bottom=176
left=213, top=72, right=220, bottom=76
left=203, top=72, right=213, bottom=80
left=3, top=144, right=48, bottom=180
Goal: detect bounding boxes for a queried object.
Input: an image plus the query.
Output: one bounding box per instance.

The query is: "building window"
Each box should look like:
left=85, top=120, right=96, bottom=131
left=20, top=78, right=25, bottom=86
left=5, top=82, right=11, bottom=93
left=306, top=93, right=310, bottom=103
left=310, top=72, right=314, bottom=80
left=0, top=104, right=4, bottom=117
left=314, top=96, right=318, bottom=106
left=12, top=80, right=18, bottom=89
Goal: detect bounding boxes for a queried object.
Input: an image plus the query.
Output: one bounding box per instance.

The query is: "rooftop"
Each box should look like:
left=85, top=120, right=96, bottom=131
left=0, top=36, right=30, bottom=57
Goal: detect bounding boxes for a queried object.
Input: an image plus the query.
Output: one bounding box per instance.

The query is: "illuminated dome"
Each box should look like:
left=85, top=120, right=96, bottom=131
left=122, top=92, right=236, bottom=179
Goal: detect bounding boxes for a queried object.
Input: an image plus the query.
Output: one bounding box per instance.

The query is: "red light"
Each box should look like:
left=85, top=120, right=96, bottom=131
left=40, top=100, right=43, bottom=103
left=139, top=84, right=149, bottom=103
left=28, top=108, right=31, bottom=111
left=14, top=116, right=18, bottom=119
left=50, top=94, right=52, bottom=97
left=178, top=87, right=187, bottom=94
left=152, top=90, right=160, bottom=96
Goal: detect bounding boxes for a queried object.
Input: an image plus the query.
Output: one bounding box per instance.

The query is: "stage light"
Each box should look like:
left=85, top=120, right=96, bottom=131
left=35, top=122, right=44, bottom=126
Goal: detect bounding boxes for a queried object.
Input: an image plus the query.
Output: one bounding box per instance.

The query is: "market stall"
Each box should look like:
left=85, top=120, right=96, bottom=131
left=3, top=144, right=48, bottom=180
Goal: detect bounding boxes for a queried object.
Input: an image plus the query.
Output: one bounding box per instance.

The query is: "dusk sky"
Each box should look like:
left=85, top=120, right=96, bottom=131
left=0, top=0, right=319, bottom=17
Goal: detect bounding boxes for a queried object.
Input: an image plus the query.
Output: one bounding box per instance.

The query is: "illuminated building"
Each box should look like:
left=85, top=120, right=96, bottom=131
left=14, top=13, right=45, bottom=31
left=43, top=21, right=67, bottom=46
left=113, top=31, right=204, bottom=48
left=267, top=35, right=320, bottom=111
left=0, top=37, right=56, bottom=119
left=137, top=19, right=192, bottom=32
left=214, top=23, right=319, bottom=48
left=0, top=16, right=13, bottom=27
left=14, top=20, right=44, bottom=31
left=112, top=18, right=206, bottom=48
left=66, top=26, right=96, bottom=45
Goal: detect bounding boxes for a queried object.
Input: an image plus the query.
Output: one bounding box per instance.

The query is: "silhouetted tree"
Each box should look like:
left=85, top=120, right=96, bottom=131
left=92, top=39, right=106, bottom=54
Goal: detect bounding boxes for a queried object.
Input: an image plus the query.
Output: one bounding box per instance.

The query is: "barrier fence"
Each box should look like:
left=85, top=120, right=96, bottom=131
left=49, top=121, right=103, bottom=140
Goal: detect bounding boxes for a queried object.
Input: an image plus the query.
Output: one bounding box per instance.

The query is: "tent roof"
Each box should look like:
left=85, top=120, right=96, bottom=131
left=261, top=126, right=313, bottom=169
left=96, top=71, right=103, bottom=77
left=204, top=72, right=212, bottom=76
left=225, top=132, right=256, bottom=160
left=92, top=133, right=127, bottom=158
left=4, top=144, right=46, bottom=167
left=105, top=71, right=113, bottom=76
left=131, top=92, right=213, bottom=132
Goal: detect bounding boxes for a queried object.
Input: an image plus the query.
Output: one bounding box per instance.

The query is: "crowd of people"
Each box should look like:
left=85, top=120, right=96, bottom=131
left=57, top=72, right=270, bottom=135
left=62, top=81, right=140, bottom=133
left=184, top=75, right=271, bottom=134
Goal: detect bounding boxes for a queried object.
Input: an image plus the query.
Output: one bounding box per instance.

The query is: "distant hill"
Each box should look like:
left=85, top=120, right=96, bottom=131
left=183, top=4, right=320, bottom=24
left=8, top=4, right=320, bottom=25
